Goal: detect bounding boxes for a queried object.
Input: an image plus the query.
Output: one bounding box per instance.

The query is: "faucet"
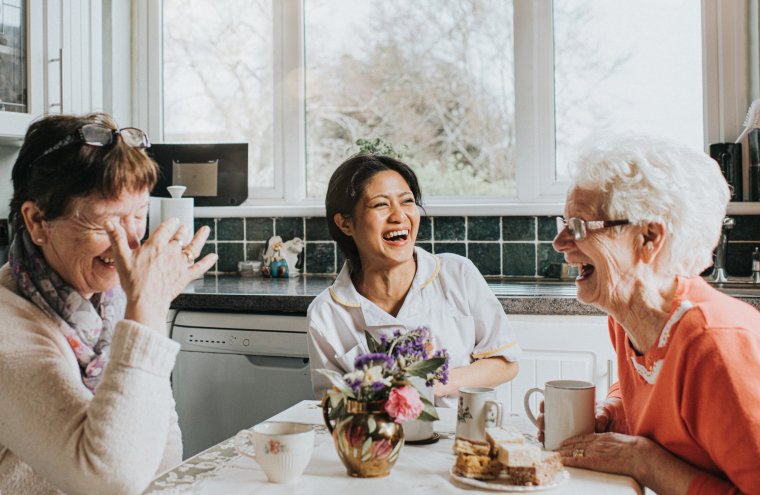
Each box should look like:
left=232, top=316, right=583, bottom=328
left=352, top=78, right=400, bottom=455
left=711, top=217, right=735, bottom=283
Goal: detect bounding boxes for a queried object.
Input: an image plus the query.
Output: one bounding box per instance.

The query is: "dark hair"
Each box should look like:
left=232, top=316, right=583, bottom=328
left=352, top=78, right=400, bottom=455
left=325, top=154, right=423, bottom=273
left=9, top=113, right=158, bottom=231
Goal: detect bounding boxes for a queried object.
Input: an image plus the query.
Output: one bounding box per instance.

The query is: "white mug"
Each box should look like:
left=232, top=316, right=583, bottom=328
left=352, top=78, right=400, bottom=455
left=236, top=422, right=315, bottom=483
left=455, top=387, right=503, bottom=443
left=402, top=376, right=435, bottom=442
left=524, top=380, right=595, bottom=451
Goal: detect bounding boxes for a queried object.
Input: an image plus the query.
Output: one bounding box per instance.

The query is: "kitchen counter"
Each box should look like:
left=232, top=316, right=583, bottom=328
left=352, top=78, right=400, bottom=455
left=171, top=275, right=760, bottom=315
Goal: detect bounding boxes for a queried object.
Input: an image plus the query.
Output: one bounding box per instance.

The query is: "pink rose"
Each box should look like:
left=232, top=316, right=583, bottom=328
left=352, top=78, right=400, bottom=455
left=385, top=385, right=424, bottom=423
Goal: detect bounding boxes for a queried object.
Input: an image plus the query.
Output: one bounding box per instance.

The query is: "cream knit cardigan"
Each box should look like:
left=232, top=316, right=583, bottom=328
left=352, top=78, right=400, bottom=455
left=0, top=265, right=183, bottom=494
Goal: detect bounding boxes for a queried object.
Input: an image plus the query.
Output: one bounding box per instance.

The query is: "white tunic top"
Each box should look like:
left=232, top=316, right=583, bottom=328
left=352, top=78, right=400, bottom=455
left=306, top=247, right=522, bottom=408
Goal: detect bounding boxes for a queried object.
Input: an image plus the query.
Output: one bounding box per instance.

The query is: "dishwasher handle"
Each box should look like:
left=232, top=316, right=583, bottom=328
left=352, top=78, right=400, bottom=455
left=245, top=355, right=310, bottom=370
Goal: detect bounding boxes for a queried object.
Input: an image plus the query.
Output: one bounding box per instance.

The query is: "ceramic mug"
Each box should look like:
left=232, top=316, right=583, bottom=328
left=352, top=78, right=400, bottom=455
left=455, top=387, right=503, bottom=442
left=402, top=376, right=435, bottom=442
left=524, top=380, right=595, bottom=451
left=236, top=422, right=315, bottom=483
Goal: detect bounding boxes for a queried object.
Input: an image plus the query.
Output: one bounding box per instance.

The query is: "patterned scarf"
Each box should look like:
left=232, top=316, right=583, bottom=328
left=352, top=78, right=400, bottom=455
left=8, top=230, right=126, bottom=393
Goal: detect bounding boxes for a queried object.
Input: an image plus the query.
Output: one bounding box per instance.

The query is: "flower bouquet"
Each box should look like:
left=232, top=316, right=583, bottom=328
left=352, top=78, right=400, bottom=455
left=318, top=327, right=449, bottom=477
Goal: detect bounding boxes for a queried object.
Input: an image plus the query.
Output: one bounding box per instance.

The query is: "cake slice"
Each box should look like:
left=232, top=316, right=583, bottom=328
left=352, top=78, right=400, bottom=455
left=453, top=436, right=491, bottom=456
left=453, top=452, right=503, bottom=480
left=496, top=443, right=542, bottom=467
left=505, top=451, right=563, bottom=486
left=485, top=425, right=524, bottom=454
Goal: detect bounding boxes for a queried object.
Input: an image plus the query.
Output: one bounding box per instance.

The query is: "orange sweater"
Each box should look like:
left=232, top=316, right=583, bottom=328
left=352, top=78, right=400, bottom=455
left=607, top=276, right=760, bottom=495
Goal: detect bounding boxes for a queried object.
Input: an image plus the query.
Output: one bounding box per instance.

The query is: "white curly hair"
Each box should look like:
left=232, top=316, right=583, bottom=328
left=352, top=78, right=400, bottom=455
left=568, top=134, right=730, bottom=277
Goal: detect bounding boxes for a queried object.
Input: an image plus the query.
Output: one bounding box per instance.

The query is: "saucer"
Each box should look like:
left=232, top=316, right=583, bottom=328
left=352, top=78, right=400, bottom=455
left=405, top=432, right=440, bottom=445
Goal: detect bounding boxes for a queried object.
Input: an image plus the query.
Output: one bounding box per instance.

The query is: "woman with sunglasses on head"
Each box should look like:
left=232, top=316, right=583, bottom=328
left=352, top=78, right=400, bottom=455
left=0, top=113, right=217, bottom=494
left=307, top=154, right=521, bottom=408
left=545, top=135, right=760, bottom=494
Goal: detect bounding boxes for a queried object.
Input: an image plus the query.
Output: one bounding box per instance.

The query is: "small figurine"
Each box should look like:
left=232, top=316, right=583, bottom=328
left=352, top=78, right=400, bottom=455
left=280, top=237, right=304, bottom=277
left=262, top=235, right=304, bottom=278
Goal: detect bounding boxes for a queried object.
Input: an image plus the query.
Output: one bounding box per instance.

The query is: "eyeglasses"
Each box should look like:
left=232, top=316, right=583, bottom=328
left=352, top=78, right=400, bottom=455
left=32, top=124, right=150, bottom=164
left=556, top=216, right=630, bottom=241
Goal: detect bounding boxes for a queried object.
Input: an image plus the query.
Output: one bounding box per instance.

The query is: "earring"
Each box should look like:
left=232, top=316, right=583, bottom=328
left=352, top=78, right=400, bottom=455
left=35, top=238, right=44, bottom=245
left=646, top=244, right=654, bottom=251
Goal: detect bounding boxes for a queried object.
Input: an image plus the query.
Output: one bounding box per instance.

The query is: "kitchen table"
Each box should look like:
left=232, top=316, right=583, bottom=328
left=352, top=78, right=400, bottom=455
left=144, top=400, right=643, bottom=494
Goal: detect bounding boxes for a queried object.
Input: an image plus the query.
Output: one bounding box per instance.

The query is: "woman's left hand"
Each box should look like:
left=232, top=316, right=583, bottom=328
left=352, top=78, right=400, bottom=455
left=557, top=432, right=650, bottom=478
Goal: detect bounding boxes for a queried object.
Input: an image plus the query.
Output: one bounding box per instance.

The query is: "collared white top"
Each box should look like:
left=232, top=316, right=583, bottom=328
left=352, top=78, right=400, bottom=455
left=306, top=247, right=522, bottom=408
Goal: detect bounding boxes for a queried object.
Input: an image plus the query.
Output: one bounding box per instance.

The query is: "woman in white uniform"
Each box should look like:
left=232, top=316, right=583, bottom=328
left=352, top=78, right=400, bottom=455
left=307, top=154, right=521, bottom=408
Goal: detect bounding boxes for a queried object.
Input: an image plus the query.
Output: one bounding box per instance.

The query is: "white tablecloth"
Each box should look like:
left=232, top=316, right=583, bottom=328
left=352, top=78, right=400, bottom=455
left=144, top=400, right=643, bottom=494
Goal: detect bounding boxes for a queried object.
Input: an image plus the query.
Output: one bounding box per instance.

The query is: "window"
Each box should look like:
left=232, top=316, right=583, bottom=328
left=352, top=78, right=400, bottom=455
left=151, top=0, right=750, bottom=214
left=553, top=0, right=704, bottom=181
left=304, top=0, right=515, bottom=199
left=162, top=0, right=275, bottom=188
left=0, top=0, right=26, bottom=114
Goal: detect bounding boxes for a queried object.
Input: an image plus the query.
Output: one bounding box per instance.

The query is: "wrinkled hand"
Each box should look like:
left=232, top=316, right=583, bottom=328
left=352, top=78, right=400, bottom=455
left=105, top=218, right=217, bottom=331
left=557, top=431, right=651, bottom=479
left=537, top=400, right=545, bottom=443
left=595, top=397, right=628, bottom=434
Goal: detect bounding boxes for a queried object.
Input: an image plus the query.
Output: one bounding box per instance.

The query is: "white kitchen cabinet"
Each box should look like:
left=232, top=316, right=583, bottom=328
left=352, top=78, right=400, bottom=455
left=0, top=0, right=43, bottom=141
left=496, top=314, right=616, bottom=414
left=0, top=0, right=103, bottom=142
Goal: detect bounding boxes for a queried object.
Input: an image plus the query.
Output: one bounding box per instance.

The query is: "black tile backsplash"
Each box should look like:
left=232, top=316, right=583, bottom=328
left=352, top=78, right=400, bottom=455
left=217, top=218, right=244, bottom=241
left=246, top=217, right=274, bottom=241
left=434, top=216, right=466, bottom=241
left=503, top=216, right=535, bottom=241
left=305, top=217, right=331, bottom=241
left=434, top=242, right=467, bottom=257
left=468, top=217, right=501, bottom=241
left=468, top=242, right=501, bottom=275
left=503, top=243, right=535, bottom=276
left=418, top=217, right=432, bottom=241
left=275, top=217, right=304, bottom=240
left=193, top=215, right=760, bottom=277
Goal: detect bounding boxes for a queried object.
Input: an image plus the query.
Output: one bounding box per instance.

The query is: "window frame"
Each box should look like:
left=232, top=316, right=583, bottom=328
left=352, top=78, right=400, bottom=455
left=136, top=0, right=759, bottom=217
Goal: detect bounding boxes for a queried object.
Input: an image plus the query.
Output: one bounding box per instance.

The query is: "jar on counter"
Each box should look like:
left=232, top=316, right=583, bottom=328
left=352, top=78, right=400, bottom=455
left=238, top=260, right=263, bottom=278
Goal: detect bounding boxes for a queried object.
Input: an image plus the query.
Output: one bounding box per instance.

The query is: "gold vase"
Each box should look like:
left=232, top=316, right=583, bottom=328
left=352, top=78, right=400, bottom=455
left=322, top=397, right=405, bottom=478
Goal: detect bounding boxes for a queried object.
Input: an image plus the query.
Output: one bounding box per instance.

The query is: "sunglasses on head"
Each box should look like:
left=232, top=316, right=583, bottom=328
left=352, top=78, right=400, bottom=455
left=32, top=123, right=150, bottom=165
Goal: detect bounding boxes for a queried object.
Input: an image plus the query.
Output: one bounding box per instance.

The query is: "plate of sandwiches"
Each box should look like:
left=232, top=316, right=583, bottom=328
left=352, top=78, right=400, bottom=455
left=450, top=426, right=569, bottom=492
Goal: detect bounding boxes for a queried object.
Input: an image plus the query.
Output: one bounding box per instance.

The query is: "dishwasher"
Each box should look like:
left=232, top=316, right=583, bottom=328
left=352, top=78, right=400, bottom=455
left=170, top=310, right=314, bottom=459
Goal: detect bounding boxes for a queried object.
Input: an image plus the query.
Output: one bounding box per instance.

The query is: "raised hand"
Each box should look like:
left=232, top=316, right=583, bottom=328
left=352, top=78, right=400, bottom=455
left=105, top=217, right=217, bottom=331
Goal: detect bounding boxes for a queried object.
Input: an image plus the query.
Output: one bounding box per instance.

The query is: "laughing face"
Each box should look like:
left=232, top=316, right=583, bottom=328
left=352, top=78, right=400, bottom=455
left=38, top=189, right=150, bottom=299
left=552, top=187, right=639, bottom=313
left=337, top=170, right=420, bottom=271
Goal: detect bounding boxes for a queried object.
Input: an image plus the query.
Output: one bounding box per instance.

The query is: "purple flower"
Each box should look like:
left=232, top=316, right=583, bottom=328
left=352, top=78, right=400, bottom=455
left=354, top=352, right=394, bottom=370
left=426, top=348, right=450, bottom=386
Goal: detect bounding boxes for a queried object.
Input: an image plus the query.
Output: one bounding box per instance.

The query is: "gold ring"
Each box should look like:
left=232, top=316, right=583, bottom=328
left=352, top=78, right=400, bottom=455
left=572, top=448, right=585, bottom=459
left=182, top=249, right=194, bottom=265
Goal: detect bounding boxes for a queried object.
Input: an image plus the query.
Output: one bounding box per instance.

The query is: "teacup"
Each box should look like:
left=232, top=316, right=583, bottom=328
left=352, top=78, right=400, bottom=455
left=402, top=377, right=436, bottom=442
left=455, top=387, right=503, bottom=443
left=236, top=422, right=315, bottom=483
left=524, top=380, right=595, bottom=451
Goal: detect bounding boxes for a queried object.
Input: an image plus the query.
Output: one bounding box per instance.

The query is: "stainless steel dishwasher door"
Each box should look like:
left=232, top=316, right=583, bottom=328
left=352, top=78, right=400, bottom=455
left=170, top=311, right=313, bottom=459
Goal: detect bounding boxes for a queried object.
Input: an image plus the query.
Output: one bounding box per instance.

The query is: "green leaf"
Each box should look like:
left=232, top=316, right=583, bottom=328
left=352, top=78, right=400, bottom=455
left=416, top=408, right=439, bottom=422
left=405, top=357, right=445, bottom=378
left=368, top=416, right=377, bottom=433
left=361, top=437, right=372, bottom=456
left=316, top=369, right=355, bottom=398
left=365, top=330, right=383, bottom=353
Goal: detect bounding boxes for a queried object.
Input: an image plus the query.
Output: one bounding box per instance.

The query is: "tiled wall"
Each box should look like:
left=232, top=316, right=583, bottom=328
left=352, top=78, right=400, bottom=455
left=197, top=215, right=760, bottom=278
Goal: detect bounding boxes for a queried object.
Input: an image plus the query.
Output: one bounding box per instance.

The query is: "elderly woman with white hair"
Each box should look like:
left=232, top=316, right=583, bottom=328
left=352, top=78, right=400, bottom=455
left=547, top=136, right=760, bottom=494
